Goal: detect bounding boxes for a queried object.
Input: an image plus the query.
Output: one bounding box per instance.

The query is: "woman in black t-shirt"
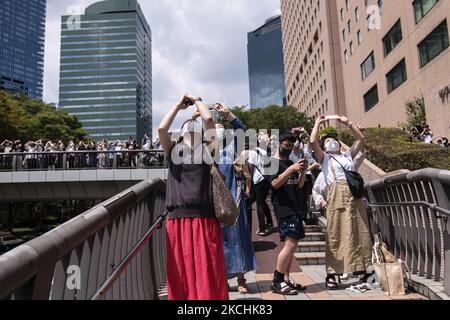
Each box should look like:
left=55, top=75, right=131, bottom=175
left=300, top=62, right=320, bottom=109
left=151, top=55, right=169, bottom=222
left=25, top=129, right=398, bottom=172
left=158, top=94, right=228, bottom=301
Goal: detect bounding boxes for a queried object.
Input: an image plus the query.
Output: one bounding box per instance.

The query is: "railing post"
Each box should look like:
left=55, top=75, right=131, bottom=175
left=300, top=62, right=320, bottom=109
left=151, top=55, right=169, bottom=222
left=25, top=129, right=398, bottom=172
left=113, top=153, right=118, bottom=169
left=12, top=155, right=17, bottom=172
left=62, top=154, right=67, bottom=170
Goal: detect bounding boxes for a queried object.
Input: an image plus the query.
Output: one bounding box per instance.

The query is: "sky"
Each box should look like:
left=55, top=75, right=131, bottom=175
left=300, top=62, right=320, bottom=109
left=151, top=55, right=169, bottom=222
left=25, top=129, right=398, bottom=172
left=43, top=0, right=281, bottom=137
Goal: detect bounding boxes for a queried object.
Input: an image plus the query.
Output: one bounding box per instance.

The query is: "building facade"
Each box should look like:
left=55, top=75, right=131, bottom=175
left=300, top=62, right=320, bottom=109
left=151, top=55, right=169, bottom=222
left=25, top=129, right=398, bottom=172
left=59, top=0, right=152, bottom=142
left=247, top=15, right=286, bottom=109
left=337, top=0, right=449, bottom=137
left=281, top=0, right=346, bottom=128
left=0, top=0, right=46, bottom=100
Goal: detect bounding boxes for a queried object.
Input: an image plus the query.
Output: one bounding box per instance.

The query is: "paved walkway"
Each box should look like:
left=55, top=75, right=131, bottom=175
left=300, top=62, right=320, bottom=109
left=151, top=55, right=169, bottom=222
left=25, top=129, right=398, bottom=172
left=159, top=203, right=427, bottom=301
left=226, top=204, right=426, bottom=301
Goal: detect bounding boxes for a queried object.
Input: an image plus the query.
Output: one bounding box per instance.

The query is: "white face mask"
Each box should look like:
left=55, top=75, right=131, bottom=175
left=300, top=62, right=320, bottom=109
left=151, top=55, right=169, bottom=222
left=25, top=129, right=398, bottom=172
left=325, top=140, right=340, bottom=153
left=216, top=128, right=226, bottom=140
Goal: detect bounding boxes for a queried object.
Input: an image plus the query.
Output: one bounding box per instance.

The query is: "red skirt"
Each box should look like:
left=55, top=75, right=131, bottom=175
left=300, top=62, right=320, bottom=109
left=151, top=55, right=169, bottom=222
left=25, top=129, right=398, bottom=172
left=166, top=217, right=229, bottom=300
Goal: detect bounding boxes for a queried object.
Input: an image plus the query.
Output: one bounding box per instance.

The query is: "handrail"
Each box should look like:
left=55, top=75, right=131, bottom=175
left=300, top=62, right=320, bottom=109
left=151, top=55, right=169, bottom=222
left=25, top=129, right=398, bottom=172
left=0, top=178, right=167, bottom=300
left=0, top=150, right=165, bottom=156
left=364, top=168, right=450, bottom=296
left=91, top=211, right=168, bottom=300
left=0, top=149, right=167, bottom=171
left=368, top=202, right=450, bottom=217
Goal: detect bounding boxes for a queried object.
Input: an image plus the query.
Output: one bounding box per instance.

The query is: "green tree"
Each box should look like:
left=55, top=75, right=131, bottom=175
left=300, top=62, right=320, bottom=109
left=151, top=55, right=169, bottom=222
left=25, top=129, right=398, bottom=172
left=220, top=105, right=314, bottom=133
left=403, top=96, right=427, bottom=130
left=0, top=90, right=88, bottom=143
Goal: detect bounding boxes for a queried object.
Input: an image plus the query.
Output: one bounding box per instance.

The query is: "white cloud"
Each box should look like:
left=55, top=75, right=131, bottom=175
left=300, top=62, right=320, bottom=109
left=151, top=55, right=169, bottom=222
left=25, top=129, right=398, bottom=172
left=43, top=0, right=280, bottom=138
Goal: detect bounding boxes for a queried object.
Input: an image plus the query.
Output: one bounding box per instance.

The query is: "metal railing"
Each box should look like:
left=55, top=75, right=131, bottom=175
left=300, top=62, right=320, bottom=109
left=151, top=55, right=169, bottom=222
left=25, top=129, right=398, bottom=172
left=0, top=150, right=167, bottom=171
left=365, top=168, right=450, bottom=295
left=0, top=178, right=167, bottom=300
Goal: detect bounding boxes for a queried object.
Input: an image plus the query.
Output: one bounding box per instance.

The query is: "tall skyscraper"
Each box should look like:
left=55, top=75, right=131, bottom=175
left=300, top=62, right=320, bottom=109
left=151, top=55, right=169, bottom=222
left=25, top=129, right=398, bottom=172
left=59, top=0, right=152, bottom=142
left=0, top=0, right=46, bottom=100
left=247, top=15, right=286, bottom=109
left=281, top=0, right=346, bottom=128
left=337, top=0, right=449, bottom=137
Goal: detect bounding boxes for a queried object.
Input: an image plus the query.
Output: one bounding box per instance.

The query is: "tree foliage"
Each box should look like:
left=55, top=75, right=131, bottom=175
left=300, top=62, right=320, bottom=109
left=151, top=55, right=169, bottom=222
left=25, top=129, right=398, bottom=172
left=0, top=90, right=88, bottom=143
left=219, top=105, right=315, bottom=133
left=403, top=96, right=427, bottom=129
left=339, top=127, right=450, bottom=172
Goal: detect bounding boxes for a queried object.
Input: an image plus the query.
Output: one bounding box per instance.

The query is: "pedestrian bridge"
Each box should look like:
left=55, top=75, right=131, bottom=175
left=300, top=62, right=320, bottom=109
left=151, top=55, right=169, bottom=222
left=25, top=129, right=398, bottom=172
left=0, top=151, right=167, bottom=201
left=0, top=166, right=449, bottom=300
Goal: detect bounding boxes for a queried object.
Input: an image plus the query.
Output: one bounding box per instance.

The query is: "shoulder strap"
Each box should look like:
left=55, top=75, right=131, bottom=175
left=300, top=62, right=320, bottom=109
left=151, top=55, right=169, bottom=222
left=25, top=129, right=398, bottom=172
left=329, top=155, right=348, bottom=173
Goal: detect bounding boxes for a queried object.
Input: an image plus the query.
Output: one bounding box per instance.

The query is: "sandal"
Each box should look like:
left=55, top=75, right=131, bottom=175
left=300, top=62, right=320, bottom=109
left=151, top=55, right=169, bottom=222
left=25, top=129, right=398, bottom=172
left=237, top=279, right=249, bottom=294
left=271, top=281, right=298, bottom=296
left=287, top=279, right=307, bottom=291
left=325, top=275, right=339, bottom=290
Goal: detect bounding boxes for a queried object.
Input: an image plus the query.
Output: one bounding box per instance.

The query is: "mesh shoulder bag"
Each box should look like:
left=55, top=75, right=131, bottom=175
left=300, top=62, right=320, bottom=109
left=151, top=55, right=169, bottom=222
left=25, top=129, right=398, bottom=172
left=206, top=146, right=240, bottom=226
left=330, top=155, right=365, bottom=199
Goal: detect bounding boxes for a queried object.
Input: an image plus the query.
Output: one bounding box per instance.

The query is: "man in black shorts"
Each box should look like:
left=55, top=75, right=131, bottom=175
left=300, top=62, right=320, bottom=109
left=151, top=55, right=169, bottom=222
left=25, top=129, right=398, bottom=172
left=269, top=132, right=308, bottom=295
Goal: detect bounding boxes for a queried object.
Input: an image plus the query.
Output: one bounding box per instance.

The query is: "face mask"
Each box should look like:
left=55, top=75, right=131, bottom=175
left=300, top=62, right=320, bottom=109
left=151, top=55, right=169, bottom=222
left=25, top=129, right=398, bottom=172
left=216, top=128, right=226, bottom=140
left=325, top=140, right=340, bottom=153
left=280, top=146, right=292, bottom=158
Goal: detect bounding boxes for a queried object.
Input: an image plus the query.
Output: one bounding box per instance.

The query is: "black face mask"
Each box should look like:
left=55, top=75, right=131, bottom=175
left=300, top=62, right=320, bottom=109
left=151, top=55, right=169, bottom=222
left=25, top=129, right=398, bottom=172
left=280, top=146, right=292, bottom=158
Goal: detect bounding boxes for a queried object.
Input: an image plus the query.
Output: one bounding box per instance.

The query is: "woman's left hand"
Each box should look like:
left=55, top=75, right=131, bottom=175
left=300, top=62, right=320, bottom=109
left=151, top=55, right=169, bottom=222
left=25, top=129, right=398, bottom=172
left=215, top=103, right=230, bottom=116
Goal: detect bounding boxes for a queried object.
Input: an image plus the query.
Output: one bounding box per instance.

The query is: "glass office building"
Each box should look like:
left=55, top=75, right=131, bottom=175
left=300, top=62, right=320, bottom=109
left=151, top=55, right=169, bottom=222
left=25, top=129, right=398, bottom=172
left=247, top=15, right=286, bottom=109
left=0, top=0, right=46, bottom=100
left=59, top=0, right=152, bottom=142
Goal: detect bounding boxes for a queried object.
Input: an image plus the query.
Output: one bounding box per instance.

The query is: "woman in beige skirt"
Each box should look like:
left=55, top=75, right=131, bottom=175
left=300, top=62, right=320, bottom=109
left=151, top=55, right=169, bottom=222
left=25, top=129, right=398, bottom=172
left=310, top=115, right=372, bottom=290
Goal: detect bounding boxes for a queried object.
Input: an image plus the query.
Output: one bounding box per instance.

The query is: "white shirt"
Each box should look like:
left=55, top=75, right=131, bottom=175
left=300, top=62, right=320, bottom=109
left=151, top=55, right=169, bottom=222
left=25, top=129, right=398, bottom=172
left=312, top=150, right=365, bottom=209
left=312, top=172, right=327, bottom=210
left=248, top=148, right=267, bottom=184
left=322, top=150, right=356, bottom=185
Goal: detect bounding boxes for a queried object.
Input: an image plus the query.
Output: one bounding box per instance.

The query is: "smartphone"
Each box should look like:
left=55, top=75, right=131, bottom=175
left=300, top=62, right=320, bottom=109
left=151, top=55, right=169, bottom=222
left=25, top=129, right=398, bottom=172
left=325, top=115, right=340, bottom=120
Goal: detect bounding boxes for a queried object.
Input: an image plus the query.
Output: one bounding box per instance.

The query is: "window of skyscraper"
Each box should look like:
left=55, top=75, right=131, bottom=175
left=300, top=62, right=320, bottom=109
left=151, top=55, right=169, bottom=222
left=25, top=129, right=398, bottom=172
left=383, top=20, right=403, bottom=57
left=364, top=85, right=379, bottom=112
left=386, top=59, right=407, bottom=94
left=418, top=20, right=449, bottom=68
left=413, top=0, right=439, bottom=24
left=361, top=51, right=375, bottom=80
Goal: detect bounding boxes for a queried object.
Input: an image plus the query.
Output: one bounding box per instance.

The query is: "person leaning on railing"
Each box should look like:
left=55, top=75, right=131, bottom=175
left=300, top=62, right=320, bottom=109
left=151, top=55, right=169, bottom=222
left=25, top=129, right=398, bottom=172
left=309, top=115, right=373, bottom=290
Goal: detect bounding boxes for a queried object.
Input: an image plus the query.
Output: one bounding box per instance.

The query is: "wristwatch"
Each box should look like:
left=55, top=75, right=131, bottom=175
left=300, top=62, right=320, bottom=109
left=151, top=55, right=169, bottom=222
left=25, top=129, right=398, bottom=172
left=347, top=121, right=353, bottom=128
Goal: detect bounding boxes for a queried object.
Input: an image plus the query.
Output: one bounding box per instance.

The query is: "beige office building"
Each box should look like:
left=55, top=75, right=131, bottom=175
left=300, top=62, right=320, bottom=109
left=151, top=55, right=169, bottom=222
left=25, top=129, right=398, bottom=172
left=280, top=0, right=347, bottom=128
left=337, top=0, right=450, bottom=137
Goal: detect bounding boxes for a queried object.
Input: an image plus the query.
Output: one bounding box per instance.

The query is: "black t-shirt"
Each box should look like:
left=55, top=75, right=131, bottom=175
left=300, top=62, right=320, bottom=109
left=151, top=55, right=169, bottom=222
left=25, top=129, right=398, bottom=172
left=166, top=142, right=216, bottom=220
left=269, top=158, right=303, bottom=219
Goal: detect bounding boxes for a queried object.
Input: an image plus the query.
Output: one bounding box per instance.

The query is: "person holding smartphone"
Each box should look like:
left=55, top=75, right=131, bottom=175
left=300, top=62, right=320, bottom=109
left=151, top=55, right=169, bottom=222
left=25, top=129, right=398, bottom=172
left=309, top=115, right=372, bottom=290
left=269, top=132, right=308, bottom=295
left=158, top=94, right=229, bottom=300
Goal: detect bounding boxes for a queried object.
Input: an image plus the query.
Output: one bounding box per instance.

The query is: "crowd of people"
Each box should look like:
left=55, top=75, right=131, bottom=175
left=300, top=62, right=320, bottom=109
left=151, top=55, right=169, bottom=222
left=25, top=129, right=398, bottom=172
left=0, top=135, right=164, bottom=170
left=409, top=124, right=449, bottom=147
left=160, top=94, right=374, bottom=300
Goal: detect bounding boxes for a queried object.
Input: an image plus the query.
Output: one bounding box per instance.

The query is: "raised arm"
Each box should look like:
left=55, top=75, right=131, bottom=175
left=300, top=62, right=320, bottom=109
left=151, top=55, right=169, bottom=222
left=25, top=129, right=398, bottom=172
left=339, top=116, right=365, bottom=159
left=194, top=97, right=215, bottom=132
left=309, top=116, right=327, bottom=164
left=158, top=94, right=192, bottom=156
